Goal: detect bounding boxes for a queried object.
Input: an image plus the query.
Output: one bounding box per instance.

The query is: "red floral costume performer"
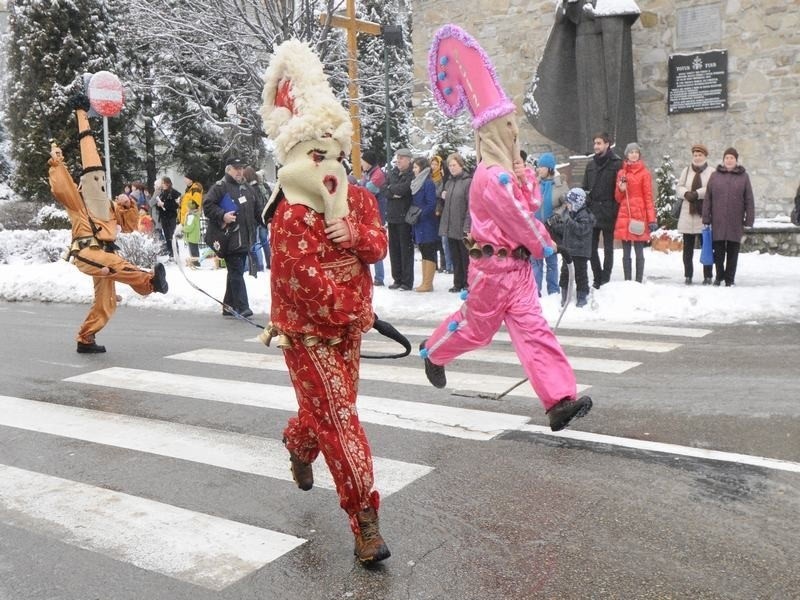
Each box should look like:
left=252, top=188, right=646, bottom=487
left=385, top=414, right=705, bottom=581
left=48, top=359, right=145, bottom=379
left=48, top=95, right=168, bottom=354
left=259, top=40, right=389, bottom=564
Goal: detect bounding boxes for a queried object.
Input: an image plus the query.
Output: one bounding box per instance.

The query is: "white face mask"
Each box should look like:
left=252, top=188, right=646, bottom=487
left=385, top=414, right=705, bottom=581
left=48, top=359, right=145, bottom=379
left=278, top=138, right=349, bottom=220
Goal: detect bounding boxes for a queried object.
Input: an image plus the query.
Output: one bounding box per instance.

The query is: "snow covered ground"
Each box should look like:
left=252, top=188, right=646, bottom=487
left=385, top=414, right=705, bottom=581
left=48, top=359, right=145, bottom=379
left=2, top=229, right=798, bottom=326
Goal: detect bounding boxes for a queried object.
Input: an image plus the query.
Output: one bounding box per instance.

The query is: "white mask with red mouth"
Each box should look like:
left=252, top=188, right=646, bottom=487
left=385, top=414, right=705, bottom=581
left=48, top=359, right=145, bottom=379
left=277, top=138, right=349, bottom=221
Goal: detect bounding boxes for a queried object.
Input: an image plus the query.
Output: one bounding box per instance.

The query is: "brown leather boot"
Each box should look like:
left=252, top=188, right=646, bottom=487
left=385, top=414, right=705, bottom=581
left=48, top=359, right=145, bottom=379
left=284, top=437, right=313, bottom=490
left=288, top=452, right=313, bottom=491
left=353, top=507, right=391, bottom=564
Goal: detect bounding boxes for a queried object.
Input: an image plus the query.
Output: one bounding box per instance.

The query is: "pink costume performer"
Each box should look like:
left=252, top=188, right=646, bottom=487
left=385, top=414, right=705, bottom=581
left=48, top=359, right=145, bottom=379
left=419, top=25, right=593, bottom=431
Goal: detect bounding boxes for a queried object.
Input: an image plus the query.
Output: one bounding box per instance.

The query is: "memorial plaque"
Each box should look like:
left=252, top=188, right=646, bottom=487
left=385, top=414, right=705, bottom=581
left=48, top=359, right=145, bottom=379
left=667, top=50, right=727, bottom=115
left=676, top=3, right=722, bottom=49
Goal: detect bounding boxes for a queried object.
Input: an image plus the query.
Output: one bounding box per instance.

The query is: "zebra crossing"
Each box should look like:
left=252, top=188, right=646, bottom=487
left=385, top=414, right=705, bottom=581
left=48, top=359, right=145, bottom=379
left=0, top=320, right=709, bottom=592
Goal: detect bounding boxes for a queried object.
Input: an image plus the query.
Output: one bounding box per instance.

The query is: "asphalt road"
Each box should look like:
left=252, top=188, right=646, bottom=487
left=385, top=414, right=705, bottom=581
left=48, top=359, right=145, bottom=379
left=0, top=301, right=798, bottom=600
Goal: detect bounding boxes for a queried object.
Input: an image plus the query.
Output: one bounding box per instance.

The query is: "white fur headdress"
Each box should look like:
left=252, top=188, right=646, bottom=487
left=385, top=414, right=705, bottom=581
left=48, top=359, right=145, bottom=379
left=260, top=39, right=353, bottom=165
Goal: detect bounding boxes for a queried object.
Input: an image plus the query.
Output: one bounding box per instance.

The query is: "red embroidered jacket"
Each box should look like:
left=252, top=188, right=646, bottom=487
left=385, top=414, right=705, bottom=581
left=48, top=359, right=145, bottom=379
left=269, top=185, right=388, bottom=338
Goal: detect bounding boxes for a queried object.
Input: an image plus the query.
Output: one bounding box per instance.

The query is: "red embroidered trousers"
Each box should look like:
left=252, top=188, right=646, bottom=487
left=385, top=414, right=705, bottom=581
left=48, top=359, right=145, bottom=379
left=281, top=332, right=379, bottom=534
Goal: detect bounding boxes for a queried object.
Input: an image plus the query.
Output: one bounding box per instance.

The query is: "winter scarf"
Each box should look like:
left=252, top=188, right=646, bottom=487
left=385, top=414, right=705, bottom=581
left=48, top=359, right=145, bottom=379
left=410, top=167, right=431, bottom=195
left=689, top=163, right=708, bottom=215
left=430, top=159, right=443, bottom=186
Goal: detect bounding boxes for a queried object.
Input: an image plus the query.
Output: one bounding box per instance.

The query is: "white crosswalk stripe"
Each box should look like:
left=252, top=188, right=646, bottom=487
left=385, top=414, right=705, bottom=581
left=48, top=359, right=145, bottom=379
left=165, top=348, right=592, bottom=398
left=0, top=463, right=305, bottom=590
left=0, top=395, right=433, bottom=496
left=65, top=367, right=533, bottom=440
left=2, top=320, right=707, bottom=589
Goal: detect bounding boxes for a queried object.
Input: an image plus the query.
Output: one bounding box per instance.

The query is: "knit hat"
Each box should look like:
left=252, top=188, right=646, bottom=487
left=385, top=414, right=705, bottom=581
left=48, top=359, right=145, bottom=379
left=624, top=142, right=642, bottom=157
left=395, top=148, right=413, bottom=158
left=723, top=147, right=739, bottom=160
left=537, top=152, right=556, bottom=171
left=691, top=143, right=708, bottom=156
left=361, top=150, right=378, bottom=167
left=566, top=187, right=586, bottom=212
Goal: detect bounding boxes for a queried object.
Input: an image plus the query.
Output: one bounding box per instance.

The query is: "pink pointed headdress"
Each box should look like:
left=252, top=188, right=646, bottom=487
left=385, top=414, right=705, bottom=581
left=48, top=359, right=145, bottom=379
left=428, top=24, right=517, bottom=130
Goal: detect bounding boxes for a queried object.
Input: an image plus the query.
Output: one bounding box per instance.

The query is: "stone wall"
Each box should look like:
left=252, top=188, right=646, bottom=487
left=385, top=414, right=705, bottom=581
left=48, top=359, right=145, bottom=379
left=410, top=0, right=800, bottom=218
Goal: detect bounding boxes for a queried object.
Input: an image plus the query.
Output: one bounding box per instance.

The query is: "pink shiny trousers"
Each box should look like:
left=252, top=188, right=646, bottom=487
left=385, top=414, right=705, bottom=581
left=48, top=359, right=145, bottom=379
left=425, top=256, right=576, bottom=410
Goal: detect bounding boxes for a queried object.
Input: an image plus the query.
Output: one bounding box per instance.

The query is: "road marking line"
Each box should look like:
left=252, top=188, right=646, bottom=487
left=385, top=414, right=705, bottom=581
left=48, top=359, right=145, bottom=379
left=514, top=424, right=800, bottom=474
left=0, top=463, right=305, bottom=590
left=552, top=322, right=712, bottom=338
left=361, top=326, right=683, bottom=353
left=165, top=349, right=590, bottom=399
left=358, top=340, right=640, bottom=373
left=65, top=368, right=533, bottom=440
left=0, top=395, right=431, bottom=497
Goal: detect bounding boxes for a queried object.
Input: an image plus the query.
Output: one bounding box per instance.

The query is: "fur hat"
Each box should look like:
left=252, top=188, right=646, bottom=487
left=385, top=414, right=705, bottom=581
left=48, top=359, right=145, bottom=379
left=260, top=39, right=352, bottom=165
left=691, top=143, right=708, bottom=156
left=566, top=187, right=586, bottom=212
left=723, top=147, right=739, bottom=160
left=537, top=152, right=556, bottom=171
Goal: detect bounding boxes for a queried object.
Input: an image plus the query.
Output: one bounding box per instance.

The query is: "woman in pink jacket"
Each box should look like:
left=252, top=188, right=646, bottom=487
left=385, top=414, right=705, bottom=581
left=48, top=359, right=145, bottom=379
left=614, top=143, right=657, bottom=282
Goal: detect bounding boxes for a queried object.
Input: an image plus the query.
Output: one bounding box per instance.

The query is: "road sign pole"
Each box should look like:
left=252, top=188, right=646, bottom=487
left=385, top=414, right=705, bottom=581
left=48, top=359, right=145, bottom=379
left=103, top=116, right=112, bottom=199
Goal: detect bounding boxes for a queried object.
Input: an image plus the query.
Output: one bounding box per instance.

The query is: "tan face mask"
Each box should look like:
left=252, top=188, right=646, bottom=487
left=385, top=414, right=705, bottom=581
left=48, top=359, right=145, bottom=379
left=80, top=169, right=111, bottom=221
left=277, top=138, right=349, bottom=221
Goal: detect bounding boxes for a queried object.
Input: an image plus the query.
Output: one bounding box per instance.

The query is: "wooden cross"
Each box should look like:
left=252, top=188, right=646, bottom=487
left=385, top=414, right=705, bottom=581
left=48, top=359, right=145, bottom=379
left=321, top=0, right=381, bottom=178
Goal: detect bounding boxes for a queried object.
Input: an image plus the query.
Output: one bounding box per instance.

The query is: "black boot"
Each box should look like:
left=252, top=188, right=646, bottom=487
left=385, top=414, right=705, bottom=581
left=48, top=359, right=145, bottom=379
left=420, top=340, right=446, bottom=388
left=77, top=341, right=106, bottom=354
left=635, top=259, right=644, bottom=283
left=546, top=396, right=593, bottom=431
left=151, top=262, right=169, bottom=294
left=560, top=286, right=568, bottom=307
left=576, top=291, right=588, bottom=308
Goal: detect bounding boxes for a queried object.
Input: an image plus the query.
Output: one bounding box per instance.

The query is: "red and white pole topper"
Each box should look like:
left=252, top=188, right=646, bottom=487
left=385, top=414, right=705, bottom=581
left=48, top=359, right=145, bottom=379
left=87, top=71, right=125, bottom=117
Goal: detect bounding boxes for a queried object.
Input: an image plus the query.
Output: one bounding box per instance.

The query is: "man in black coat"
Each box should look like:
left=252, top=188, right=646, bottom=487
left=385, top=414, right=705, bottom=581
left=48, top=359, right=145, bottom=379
left=203, top=157, right=263, bottom=317
left=156, top=176, right=181, bottom=258
left=384, top=148, right=415, bottom=290
left=582, top=132, right=622, bottom=288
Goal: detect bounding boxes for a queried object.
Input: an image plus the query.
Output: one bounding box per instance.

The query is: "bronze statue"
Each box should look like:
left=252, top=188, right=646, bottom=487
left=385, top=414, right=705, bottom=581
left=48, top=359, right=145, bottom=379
left=525, top=0, right=640, bottom=154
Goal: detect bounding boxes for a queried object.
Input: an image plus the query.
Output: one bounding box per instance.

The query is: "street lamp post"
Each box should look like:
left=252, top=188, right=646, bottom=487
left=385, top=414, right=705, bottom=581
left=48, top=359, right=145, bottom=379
left=381, top=24, right=404, bottom=168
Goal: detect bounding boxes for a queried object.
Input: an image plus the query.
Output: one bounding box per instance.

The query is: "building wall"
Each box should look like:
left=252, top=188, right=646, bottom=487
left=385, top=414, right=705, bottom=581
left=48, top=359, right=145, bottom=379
left=411, top=0, right=800, bottom=216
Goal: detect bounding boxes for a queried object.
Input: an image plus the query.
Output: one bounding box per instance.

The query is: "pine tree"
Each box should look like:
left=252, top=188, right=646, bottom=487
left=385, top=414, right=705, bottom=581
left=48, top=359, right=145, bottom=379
left=124, top=0, right=346, bottom=176
left=4, top=0, right=138, bottom=201
left=357, top=0, right=413, bottom=164
left=0, top=118, right=11, bottom=183
left=654, top=155, right=678, bottom=229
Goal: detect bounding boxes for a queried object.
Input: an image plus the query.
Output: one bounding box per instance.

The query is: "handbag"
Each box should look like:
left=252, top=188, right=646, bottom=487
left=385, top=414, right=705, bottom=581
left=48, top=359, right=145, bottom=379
left=405, top=204, right=422, bottom=225
left=623, top=182, right=646, bottom=236
left=204, top=220, right=244, bottom=258
left=700, top=226, right=714, bottom=265
left=671, top=198, right=682, bottom=219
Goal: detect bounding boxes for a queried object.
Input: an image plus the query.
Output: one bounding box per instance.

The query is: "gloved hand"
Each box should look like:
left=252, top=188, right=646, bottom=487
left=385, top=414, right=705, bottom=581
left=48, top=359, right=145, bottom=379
left=684, top=190, right=698, bottom=202
left=69, top=93, right=91, bottom=112
left=648, top=222, right=658, bottom=233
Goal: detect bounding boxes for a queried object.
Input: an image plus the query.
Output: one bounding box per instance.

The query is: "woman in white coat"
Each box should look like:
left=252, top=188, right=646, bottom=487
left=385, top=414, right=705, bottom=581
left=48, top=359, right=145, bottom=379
left=675, top=143, right=713, bottom=284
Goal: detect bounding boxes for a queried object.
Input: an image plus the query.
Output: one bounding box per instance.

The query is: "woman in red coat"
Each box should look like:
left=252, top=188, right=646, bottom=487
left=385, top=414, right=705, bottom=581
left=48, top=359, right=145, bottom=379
left=614, top=143, right=657, bottom=282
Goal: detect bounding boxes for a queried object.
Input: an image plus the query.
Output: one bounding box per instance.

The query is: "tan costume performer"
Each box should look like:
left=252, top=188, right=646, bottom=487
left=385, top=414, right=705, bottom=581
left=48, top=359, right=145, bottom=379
left=48, top=95, right=168, bottom=353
